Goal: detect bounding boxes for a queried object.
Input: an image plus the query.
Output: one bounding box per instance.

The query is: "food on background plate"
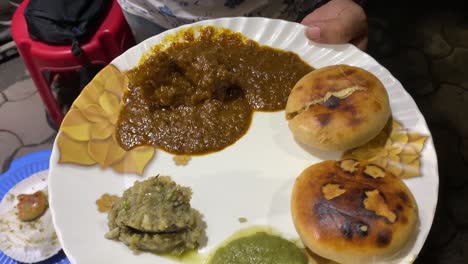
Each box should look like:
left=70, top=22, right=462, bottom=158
left=17, top=190, right=48, bottom=221
left=285, top=65, right=391, bottom=151
left=0, top=171, right=61, bottom=263
left=105, top=176, right=205, bottom=255
left=207, top=226, right=308, bottom=264
left=291, top=160, right=418, bottom=264
left=116, top=26, right=313, bottom=155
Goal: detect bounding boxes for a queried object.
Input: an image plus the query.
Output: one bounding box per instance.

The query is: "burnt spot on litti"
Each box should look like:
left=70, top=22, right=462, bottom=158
left=323, top=95, right=340, bottom=109
left=317, top=113, right=332, bottom=127
left=340, top=220, right=353, bottom=239
left=342, top=104, right=357, bottom=116
left=398, top=192, right=411, bottom=206
left=349, top=116, right=364, bottom=127
left=376, top=230, right=392, bottom=247
left=396, top=204, right=404, bottom=212
left=313, top=199, right=335, bottom=220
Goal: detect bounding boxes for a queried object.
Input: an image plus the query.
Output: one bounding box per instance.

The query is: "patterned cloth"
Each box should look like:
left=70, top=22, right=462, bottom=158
left=118, top=0, right=312, bottom=29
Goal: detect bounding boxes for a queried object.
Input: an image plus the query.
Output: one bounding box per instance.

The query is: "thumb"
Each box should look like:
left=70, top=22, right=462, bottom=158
left=304, top=8, right=367, bottom=44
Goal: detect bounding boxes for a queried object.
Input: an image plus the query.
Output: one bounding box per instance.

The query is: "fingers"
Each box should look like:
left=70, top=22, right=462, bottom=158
left=304, top=16, right=365, bottom=44
left=302, top=0, right=367, bottom=49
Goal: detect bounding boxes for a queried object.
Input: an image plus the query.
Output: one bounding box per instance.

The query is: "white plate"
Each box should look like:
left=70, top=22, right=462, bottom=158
left=49, top=17, right=438, bottom=264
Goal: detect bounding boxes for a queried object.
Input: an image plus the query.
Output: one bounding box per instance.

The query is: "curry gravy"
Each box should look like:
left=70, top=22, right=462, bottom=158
left=116, top=26, right=313, bottom=154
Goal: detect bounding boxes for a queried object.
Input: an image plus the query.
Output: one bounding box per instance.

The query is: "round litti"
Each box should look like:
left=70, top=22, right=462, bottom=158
left=285, top=65, right=391, bottom=151
left=291, top=160, right=418, bottom=264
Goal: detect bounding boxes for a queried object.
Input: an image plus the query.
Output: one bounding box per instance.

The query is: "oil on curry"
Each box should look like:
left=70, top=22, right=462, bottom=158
left=116, top=26, right=313, bottom=155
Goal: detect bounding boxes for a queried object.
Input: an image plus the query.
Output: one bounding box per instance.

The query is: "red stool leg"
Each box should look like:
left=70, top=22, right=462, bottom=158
left=97, top=6, right=135, bottom=63
left=98, top=30, right=134, bottom=63
left=122, top=30, right=136, bottom=53
left=18, top=46, right=64, bottom=126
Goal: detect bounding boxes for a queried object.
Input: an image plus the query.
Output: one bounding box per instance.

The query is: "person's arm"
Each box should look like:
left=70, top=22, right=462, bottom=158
left=301, top=0, right=368, bottom=50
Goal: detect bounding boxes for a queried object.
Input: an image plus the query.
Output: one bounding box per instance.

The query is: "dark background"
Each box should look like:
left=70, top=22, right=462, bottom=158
left=365, top=1, right=468, bottom=263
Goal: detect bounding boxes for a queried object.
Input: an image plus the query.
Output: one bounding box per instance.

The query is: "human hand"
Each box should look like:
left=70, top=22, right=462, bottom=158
left=302, top=0, right=368, bottom=50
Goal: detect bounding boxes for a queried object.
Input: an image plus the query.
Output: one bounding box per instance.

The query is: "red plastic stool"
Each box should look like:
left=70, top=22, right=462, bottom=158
left=11, top=0, right=135, bottom=126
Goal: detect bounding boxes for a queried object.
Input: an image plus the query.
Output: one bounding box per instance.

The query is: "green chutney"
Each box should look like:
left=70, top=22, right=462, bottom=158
left=208, top=232, right=308, bottom=264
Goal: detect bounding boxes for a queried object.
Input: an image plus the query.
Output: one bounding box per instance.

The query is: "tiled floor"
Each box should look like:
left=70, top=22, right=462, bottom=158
left=0, top=2, right=467, bottom=264
left=0, top=57, right=56, bottom=172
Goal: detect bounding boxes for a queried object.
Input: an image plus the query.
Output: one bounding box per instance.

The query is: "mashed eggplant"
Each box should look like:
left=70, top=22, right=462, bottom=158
left=105, top=176, right=205, bottom=255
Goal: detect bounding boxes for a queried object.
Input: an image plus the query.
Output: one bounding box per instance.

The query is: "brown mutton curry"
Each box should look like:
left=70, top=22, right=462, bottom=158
left=116, top=26, right=313, bottom=155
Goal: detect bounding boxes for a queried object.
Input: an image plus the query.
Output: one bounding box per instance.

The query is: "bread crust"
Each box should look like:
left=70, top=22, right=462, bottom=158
left=286, top=65, right=391, bottom=151
left=291, top=160, right=418, bottom=264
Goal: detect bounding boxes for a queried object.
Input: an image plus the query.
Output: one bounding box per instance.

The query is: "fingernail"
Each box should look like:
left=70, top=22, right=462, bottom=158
left=306, top=26, right=321, bottom=40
